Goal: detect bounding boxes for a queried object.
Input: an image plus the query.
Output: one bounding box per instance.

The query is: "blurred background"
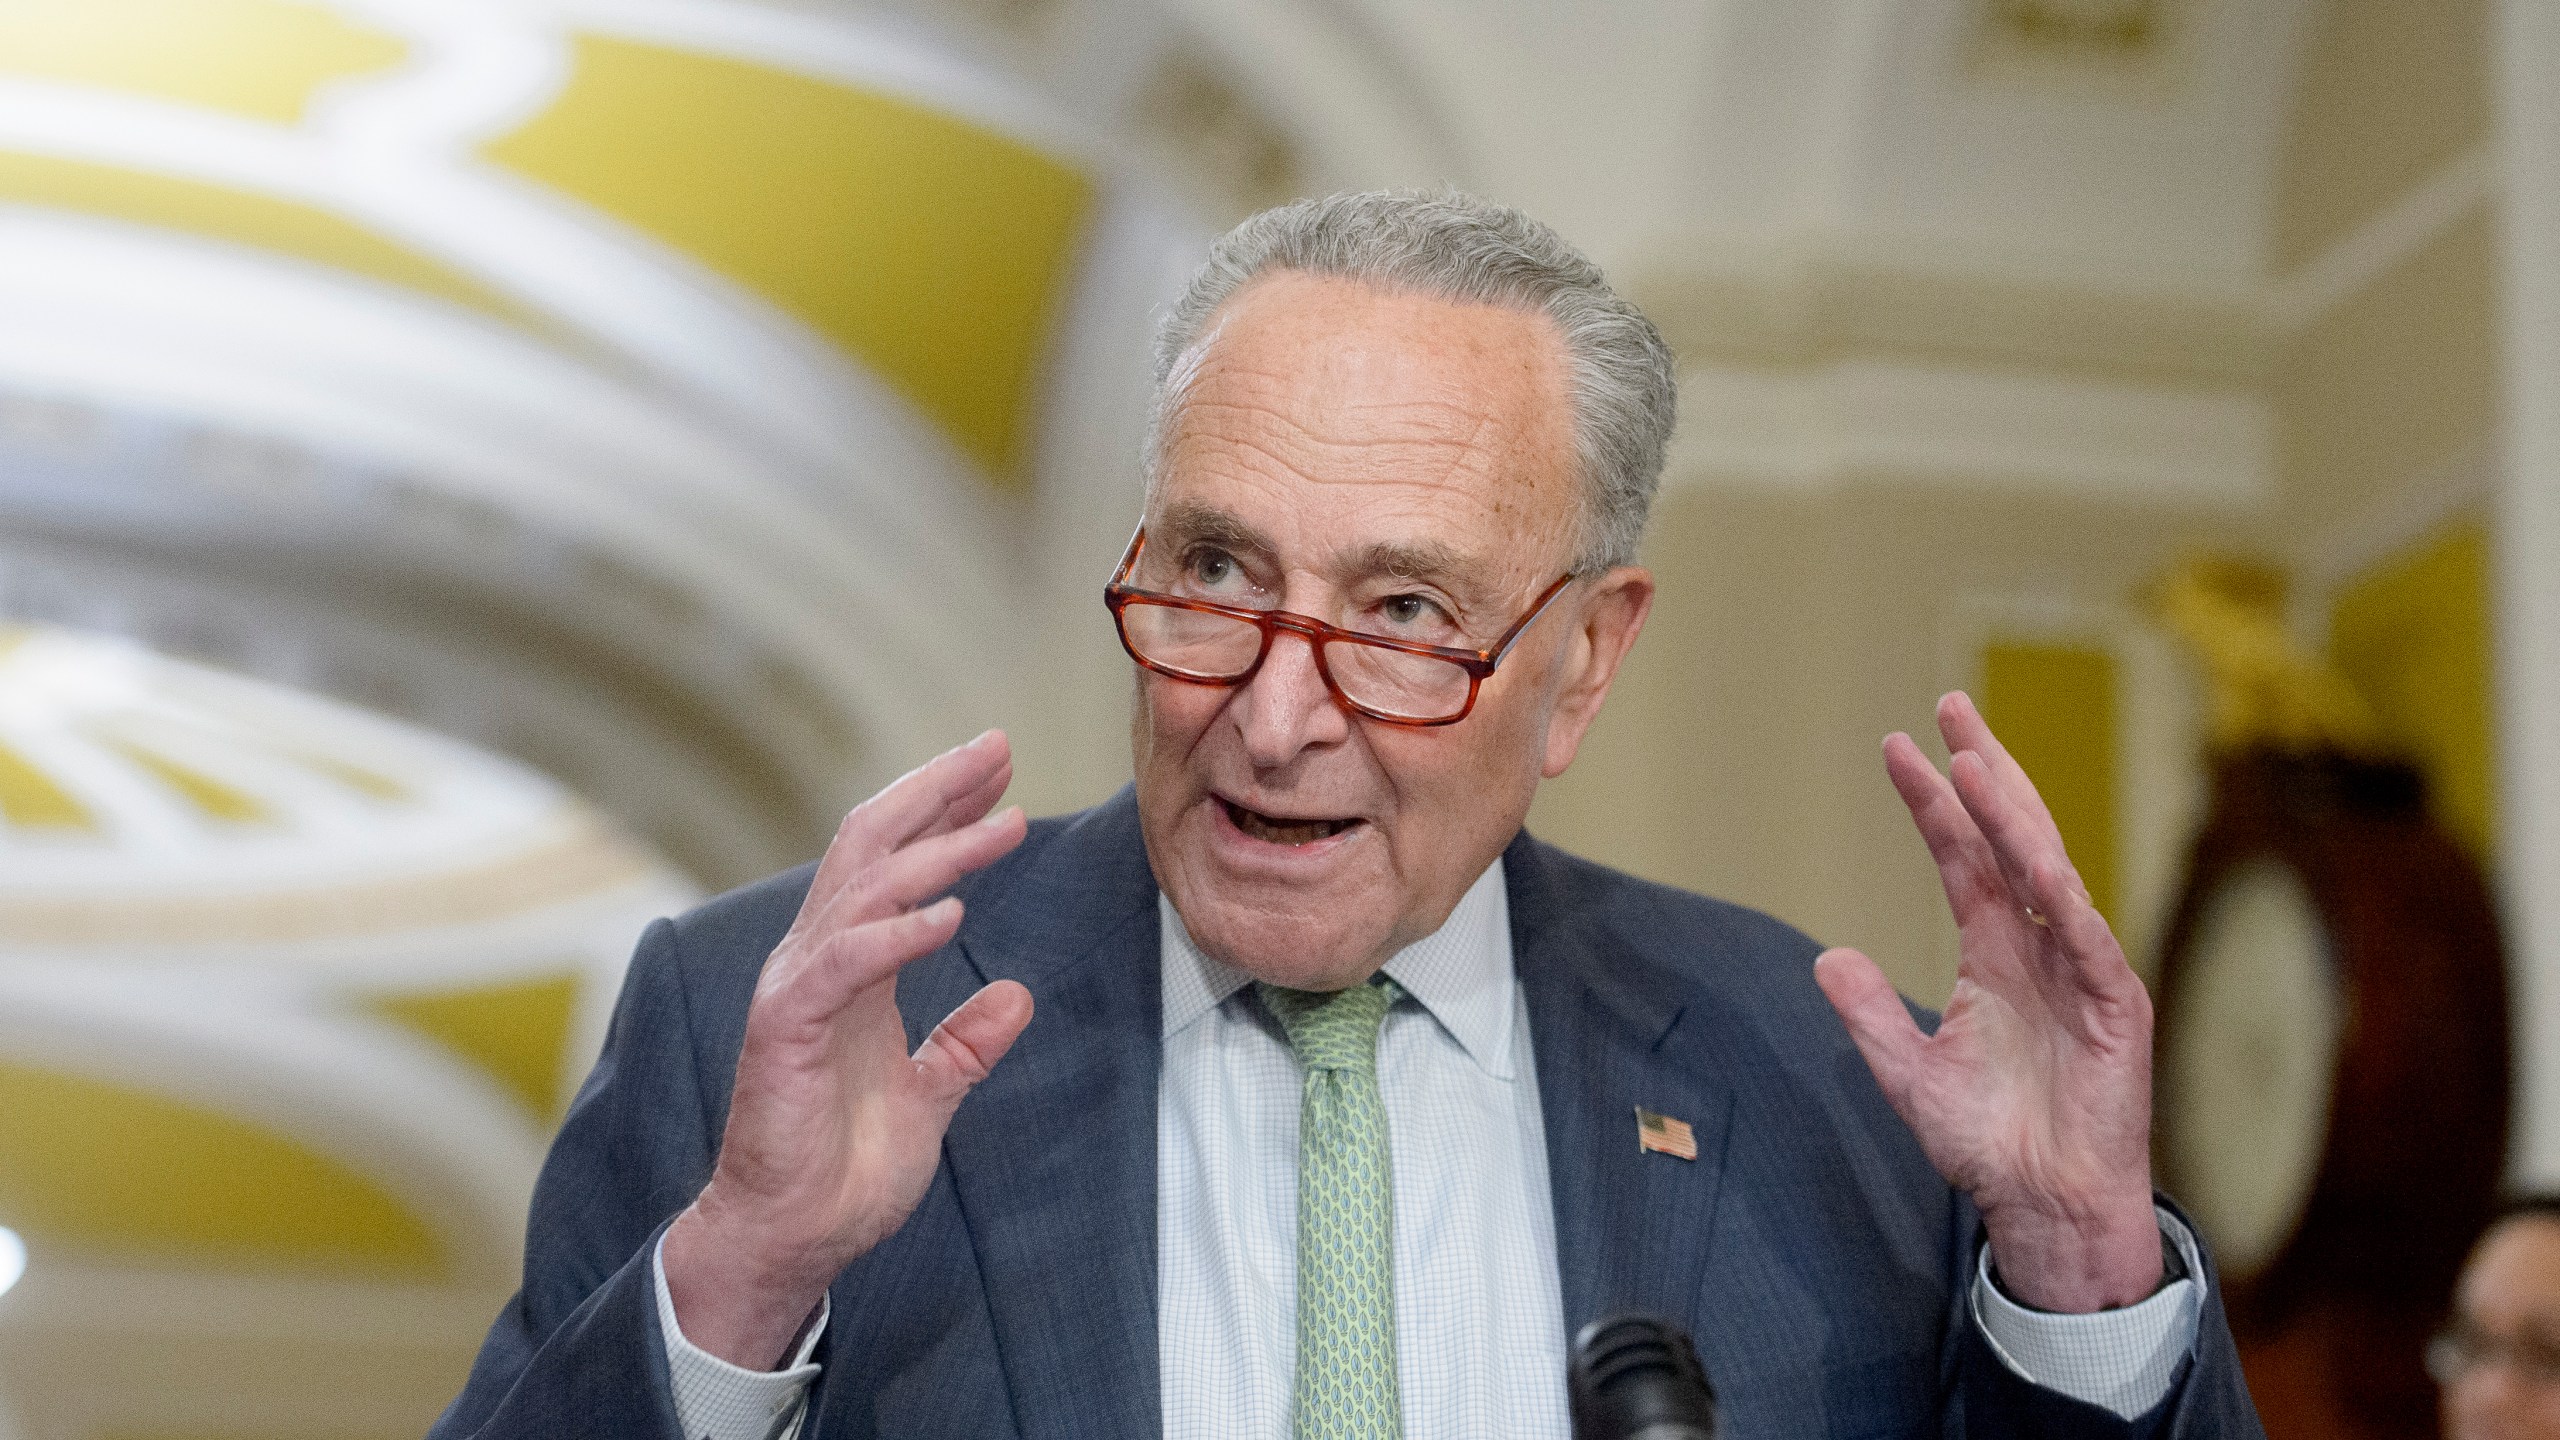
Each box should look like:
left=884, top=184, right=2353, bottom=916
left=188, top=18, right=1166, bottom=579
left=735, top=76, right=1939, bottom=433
left=0, top=0, right=2546, bottom=1434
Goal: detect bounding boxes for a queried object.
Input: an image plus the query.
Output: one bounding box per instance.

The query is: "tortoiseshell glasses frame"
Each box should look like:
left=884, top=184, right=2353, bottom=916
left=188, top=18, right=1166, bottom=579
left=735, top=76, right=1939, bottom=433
left=1102, top=525, right=1578, bottom=727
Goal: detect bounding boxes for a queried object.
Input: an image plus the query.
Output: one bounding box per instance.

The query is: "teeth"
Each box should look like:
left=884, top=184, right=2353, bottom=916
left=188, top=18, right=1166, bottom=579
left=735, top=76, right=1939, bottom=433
left=1226, top=801, right=1353, bottom=845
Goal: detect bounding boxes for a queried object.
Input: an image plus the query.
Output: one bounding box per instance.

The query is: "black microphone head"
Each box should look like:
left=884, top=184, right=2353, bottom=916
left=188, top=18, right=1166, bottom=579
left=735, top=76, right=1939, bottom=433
left=1569, top=1313, right=1717, bottom=1440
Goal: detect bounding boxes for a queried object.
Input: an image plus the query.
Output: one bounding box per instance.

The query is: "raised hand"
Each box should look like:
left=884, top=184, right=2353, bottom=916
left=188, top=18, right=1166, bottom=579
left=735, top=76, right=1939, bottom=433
left=662, top=730, right=1033, bottom=1366
left=1812, top=693, right=2163, bottom=1312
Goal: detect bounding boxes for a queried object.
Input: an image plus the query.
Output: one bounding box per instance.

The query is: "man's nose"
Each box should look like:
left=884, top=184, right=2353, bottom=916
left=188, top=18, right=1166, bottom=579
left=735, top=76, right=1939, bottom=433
left=1229, top=627, right=1350, bottom=766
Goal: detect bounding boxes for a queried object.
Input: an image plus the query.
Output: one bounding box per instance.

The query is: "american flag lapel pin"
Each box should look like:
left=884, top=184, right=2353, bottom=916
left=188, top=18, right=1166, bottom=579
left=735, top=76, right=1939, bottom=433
left=1635, top=1107, right=1698, bottom=1161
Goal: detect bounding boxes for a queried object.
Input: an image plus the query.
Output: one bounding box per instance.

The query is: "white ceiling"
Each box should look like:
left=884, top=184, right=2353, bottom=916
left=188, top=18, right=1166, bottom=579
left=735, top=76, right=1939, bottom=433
left=953, top=0, right=2317, bottom=290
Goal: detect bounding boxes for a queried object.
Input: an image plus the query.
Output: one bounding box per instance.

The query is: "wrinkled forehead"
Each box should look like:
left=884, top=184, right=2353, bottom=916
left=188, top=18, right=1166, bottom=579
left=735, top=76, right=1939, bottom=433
left=1147, top=270, right=1583, bottom=583
left=1162, top=266, right=1574, bottom=411
left=2460, top=1216, right=2560, bottom=1327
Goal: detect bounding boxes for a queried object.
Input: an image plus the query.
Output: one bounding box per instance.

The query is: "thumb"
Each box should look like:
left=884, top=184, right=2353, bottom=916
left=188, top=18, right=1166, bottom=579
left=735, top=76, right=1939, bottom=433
left=911, top=979, right=1034, bottom=1112
left=1813, top=947, right=1929, bottom=1114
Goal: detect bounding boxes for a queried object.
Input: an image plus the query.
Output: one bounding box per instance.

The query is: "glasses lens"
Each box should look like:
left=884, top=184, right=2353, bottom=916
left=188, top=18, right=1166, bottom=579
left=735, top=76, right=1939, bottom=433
left=1120, top=599, right=1264, bottom=678
left=1325, top=637, right=1475, bottom=721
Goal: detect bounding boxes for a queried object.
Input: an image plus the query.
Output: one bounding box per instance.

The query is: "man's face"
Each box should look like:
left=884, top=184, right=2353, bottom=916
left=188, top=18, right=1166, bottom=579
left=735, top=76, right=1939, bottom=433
left=2443, top=1216, right=2560, bottom=1440
left=1129, top=269, right=1650, bottom=991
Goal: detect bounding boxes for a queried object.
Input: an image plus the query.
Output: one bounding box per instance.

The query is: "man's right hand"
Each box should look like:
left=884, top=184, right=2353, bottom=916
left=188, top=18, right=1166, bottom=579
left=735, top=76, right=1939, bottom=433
left=660, top=730, right=1034, bottom=1369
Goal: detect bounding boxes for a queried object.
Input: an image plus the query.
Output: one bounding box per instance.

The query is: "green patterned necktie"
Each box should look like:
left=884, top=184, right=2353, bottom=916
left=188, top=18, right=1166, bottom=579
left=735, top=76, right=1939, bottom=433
left=1258, top=976, right=1404, bottom=1440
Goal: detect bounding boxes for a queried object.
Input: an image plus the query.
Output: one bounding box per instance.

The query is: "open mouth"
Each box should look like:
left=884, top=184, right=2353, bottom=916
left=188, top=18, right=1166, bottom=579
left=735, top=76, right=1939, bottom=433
left=1220, top=797, right=1362, bottom=846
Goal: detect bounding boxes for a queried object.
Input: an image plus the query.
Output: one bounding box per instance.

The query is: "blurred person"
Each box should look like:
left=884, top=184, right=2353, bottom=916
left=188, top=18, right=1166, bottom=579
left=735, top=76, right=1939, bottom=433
left=432, top=191, right=2259, bottom=1439
left=2434, top=1197, right=2560, bottom=1440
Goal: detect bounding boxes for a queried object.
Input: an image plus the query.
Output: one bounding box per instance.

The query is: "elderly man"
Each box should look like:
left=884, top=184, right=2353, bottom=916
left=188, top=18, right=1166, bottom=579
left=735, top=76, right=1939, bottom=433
left=432, top=191, right=2257, bottom=1438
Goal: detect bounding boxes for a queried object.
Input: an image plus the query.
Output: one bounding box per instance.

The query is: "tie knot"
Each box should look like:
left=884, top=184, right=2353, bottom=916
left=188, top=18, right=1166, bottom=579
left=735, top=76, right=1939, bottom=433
left=1258, top=977, right=1399, bottom=1073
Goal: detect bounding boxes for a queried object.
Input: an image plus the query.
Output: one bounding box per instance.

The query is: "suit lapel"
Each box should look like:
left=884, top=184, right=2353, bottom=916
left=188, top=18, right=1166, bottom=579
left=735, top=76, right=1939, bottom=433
left=934, top=792, right=1165, bottom=1440
left=1509, top=836, right=1737, bottom=1340
left=920, top=807, right=1742, bottom=1431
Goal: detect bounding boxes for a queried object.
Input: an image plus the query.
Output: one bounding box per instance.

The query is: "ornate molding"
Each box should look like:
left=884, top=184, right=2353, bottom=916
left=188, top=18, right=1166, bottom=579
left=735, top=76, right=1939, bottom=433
left=1668, top=355, right=2269, bottom=505
left=1633, top=249, right=2271, bottom=388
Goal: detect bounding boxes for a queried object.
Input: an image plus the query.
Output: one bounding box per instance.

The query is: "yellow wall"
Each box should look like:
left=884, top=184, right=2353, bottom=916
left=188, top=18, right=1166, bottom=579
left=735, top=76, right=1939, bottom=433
left=2329, top=514, right=2496, bottom=857
left=1980, top=642, right=2120, bottom=923
left=0, top=1062, right=442, bottom=1278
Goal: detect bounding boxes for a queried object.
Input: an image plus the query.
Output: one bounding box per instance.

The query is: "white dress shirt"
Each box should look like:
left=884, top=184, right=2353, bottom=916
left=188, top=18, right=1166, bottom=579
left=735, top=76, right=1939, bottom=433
left=1159, top=861, right=1572, bottom=1438
left=653, top=1234, right=822, bottom=1440
left=657, top=857, right=2204, bottom=1436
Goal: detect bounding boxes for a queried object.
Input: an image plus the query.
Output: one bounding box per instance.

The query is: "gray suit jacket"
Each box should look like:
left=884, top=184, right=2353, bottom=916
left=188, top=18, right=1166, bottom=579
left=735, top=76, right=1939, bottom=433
left=432, top=788, right=2262, bottom=1438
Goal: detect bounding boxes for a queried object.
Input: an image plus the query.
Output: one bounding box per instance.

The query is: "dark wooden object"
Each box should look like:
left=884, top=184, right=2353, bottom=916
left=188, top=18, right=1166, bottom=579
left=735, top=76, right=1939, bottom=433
left=2153, top=750, right=2510, bottom=1440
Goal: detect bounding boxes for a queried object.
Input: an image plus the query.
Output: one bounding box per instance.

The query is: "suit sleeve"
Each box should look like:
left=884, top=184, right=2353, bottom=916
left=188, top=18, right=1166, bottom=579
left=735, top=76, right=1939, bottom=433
left=428, top=917, right=722, bottom=1440
left=1952, top=1196, right=2266, bottom=1438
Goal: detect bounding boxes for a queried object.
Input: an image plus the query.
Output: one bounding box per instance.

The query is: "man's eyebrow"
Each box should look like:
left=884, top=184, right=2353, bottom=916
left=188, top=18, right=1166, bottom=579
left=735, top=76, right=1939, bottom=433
left=1153, top=504, right=1493, bottom=604
left=1153, top=501, right=1273, bottom=558
left=1351, top=538, right=1480, bottom=594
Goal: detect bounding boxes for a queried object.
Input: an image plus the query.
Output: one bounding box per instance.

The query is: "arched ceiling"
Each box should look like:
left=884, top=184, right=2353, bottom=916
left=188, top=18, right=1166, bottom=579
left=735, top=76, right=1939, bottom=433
left=0, top=15, right=1197, bottom=1414
left=0, top=626, right=699, bottom=1289
left=0, top=0, right=1201, bottom=878
left=0, top=0, right=403, bottom=123
left=0, top=0, right=1100, bottom=485
left=484, top=31, right=1093, bottom=478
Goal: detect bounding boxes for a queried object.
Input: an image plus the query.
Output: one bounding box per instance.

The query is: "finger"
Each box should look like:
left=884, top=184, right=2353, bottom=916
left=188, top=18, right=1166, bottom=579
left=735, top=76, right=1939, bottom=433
left=808, top=804, right=1026, bottom=933
left=1813, top=948, right=1931, bottom=1115
left=807, top=732, right=1011, bottom=906
left=780, top=896, right=968, bottom=1024
left=1881, top=732, right=2011, bottom=921
left=1945, top=749, right=2076, bottom=913
left=1935, top=692, right=2064, bottom=847
left=911, top=979, right=1035, bottom=1111
left=1946, top=751, right=2124, bottom=984
left=925, top=757, right=1014, bottom=843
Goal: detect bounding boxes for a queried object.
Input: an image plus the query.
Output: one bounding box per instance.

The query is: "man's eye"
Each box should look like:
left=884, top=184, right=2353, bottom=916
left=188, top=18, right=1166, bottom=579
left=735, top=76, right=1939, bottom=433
left=2520, top=1338, right=2560, bottom=1383
left=1186, top=551, right=1239, bottom=587
left=1375, top=594, right=1452, bottom=634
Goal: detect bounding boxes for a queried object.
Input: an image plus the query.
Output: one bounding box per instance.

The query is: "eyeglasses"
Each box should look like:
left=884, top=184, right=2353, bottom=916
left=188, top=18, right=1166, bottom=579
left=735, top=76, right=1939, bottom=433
left=2427, top=1324, right=2560, bottom=1388
left=1102, top=525, right=1577, bottom=727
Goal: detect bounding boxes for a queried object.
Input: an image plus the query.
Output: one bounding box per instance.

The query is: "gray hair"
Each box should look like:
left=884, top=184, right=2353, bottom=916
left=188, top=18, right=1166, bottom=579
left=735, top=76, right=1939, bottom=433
left=1146, top=188, right=1677, bottom=573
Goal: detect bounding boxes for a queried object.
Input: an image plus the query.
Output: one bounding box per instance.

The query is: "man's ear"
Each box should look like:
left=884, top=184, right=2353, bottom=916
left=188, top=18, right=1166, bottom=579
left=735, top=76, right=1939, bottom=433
left=1541, top=565, right=1655, bottom=779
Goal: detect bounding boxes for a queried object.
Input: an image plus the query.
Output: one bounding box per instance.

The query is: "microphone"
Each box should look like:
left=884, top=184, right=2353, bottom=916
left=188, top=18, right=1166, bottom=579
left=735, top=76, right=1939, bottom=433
left=1568, top=1314, right=1716, bottom=1440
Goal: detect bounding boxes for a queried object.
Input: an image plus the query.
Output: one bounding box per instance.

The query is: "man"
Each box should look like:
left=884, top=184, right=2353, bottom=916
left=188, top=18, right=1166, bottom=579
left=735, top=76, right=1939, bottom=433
left=432, top=191, right=2258, bottom=1438
left=2435, top=1197, right=2560, bottom=1439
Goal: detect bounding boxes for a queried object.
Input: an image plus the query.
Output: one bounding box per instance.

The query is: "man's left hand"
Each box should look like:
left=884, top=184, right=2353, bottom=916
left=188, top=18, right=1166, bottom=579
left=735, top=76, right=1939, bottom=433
left=1813, top=690, right=2164, bottom=1313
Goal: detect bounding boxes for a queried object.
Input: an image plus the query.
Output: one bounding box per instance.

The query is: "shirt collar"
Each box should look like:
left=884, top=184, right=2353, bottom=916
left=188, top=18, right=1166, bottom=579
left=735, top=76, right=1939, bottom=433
left=1157, top=858, right=1517, bottom=1079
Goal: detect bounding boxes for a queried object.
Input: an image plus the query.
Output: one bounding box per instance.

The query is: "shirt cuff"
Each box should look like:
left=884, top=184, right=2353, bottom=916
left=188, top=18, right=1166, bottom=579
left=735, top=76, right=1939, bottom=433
left=1969, top=1206, right=2204, bottom=1421
left=652, top=1231, right=828, bottom=1440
